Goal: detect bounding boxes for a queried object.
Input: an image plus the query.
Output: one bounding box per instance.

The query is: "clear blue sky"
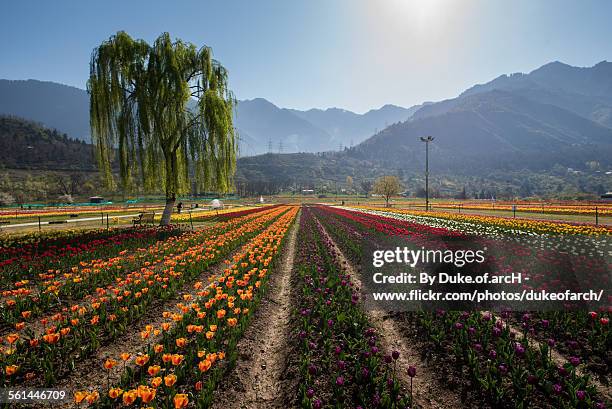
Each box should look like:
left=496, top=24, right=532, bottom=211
left=1, top=0, right=611, bottom=113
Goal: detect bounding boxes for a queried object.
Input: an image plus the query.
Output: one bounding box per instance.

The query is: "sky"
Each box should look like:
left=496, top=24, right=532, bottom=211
left=1, top=0, right=612, bottom=113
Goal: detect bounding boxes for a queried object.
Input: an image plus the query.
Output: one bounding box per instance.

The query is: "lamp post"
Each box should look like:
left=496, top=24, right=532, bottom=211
left=420, top=136, right=434, bottom=211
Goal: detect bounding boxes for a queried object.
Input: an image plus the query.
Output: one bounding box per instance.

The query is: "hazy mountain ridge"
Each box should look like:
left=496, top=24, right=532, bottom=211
left=0, top=80, right=417, bottom=156
left=0, top=79, right=91, bottom=141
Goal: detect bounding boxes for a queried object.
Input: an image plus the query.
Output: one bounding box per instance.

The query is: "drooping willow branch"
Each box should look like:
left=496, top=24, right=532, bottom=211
left=88, top=31, right=237, bottom=198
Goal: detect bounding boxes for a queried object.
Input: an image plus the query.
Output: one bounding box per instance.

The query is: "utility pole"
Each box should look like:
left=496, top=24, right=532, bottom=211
left=267, top=138, right=273, bottom=154
left=420, top=136, right=434, bottom=211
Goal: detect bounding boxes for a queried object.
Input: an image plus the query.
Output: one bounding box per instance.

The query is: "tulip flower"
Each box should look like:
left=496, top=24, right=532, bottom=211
left=5, top=365, right=18, bottom=376
left=174, top=393, right=189, bottom=408
left=147, top=365, right=161, bottom=376
left=164, top=374, right=177, bottom=387
left=122, top=390, right=138, bottom=405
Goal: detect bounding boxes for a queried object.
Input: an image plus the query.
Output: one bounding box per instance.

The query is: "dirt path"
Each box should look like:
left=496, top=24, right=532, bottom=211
left=211, top=215, right=299, bottom=409
left=44, top=245, right=242, bottom=409
left=315, top=218, right=468, bottom=409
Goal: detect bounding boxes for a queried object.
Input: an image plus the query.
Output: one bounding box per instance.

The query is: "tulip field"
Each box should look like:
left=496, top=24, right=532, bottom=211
left=0, top=203, right=610, bottom=408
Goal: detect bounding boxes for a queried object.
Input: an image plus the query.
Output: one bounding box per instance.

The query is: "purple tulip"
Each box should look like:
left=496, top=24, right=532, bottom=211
left=489, top=350, right=497, bottom=359
left=541, top=319, right=549, bottom=328
left=336, top=376, right=344, bottom=386
left=498, top=364, right=508, bottom=375
left=407, top=366, right=416, bottom=378
left=547, top=338, right=555, bottom=347
left=384, top=355, right=393, bottom=364
left=527, top=374, right=538, bottom=385
left=308, top=364, right=317, bottom=375
left=338, top=360, right=346, bottom=370
left=552, top=384, right=563, bottom=395
left=576, top=390, right=586, bottom=401
left=474, top=343, right=482, bottom=352
left=514, top=343, right=525, bottom=356
left=306, top=388, right=314, bottom=399
left=570, top=356, right=581, bottom=366
left=313, top=398, right=322, bottom=409
left=454, top=322, right=464, bottom=330
left=392, top=350, right=400, bottom=360
left=362, top=367, right=370, bottom=378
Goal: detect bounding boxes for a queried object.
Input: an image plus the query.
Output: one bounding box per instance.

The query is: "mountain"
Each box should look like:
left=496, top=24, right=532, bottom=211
left=287, top=104, right=421, bottom=149
left=0, top=115, right=94, bottom=170
left=0, top=79, right=416, bottom=155
left=234, top=98, right=332, bottom=155
left=0, top=79, right=91, bottom=141
left=351, top=89, right=612, bottom=173
left=414, top=61, right=612, bottom=128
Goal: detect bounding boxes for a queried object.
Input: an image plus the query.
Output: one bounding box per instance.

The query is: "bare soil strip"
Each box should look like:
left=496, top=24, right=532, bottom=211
left=211, top=215, right=299, bottom=409
left=46, top=245, right=243, bottom=409
left=315, top=218, right=468, bottom=409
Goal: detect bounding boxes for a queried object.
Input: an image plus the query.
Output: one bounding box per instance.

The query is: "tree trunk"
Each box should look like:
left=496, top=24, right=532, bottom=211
left=160, top=194, right=175, bottom=226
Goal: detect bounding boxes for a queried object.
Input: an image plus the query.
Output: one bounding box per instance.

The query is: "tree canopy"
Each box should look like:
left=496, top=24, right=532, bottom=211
left=373, top=175, right=401, bottom=207
left=88, top=31, right=237, bottom=223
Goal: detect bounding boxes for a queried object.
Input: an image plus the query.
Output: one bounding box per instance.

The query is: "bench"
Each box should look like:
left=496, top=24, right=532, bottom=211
left=132, top=212, right=155, bottom=227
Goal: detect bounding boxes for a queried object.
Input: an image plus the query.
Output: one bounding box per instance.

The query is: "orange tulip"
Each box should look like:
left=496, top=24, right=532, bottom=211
left=104, top=359, right=118, bottom=370
left=227, top=318, right=237, bottom=327
left=42, top=332, right=60, bottom=344
left=108, top=388, right=123, bottom=399
left=171, top=354, right=184, bottom=366
left=86, top=391, right=100, bottom=405
left=6, top=333, right=19, bottom=344
left=122, top=389, right=138, bottom=405
left=174, top=393, right=189, bottom=409
left=198, top=359, right=212, bottom=373
left=147, top=365, right=161, bottom=376
left=217, top=309, right=226, bottom=319
left=5, top=365, right=18, bottom=376
left=135, top=354, right=149, bottom=366
left=74, top=391, right=87, bottom=404
left=175, top=338, right=187, bottom=348
left=151, top=377, right=162, bottom=388
left=164, top=374, right=177, bottom=387
left=195, top=380, right=203, bottom=391
left=120, top=353, right=131, bottom=361
left=206, top=331, right=215, bottom=340
left=15, top=322, right=25, bottom=331
left=138, top=386, right=156, bottom=404
left=154, top=344, right=164, bottom=353
left=162, top=353, right=172, bottom=363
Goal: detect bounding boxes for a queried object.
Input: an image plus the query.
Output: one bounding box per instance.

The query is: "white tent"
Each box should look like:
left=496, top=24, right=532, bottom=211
left=210, top=199, right=223, bottom=209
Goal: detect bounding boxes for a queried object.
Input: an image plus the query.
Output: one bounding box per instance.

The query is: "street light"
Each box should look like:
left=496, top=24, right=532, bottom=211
left=419, top=136, right=434, bottom=211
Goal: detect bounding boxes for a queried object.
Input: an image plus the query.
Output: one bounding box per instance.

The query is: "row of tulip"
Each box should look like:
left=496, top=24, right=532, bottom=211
left=0, top=206, right=290, bottom=386
left=0, top=206, right=277, bottom=325
left=293, top=206, right=413, bottom=408
left=0, top=225, right=182, bottom=288
left=351, top=206, right=612, bottom=236
left=340, top=206, right=611, bottom=372
left=313, top=205, right=608, bottom=408
left=432, top=203, right=612, bottom=217
left=76, top=205, right=299, bottom=408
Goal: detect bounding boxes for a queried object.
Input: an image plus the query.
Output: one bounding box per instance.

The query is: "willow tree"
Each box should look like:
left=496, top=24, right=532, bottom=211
left=88, top=31, right=237, bottom=225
